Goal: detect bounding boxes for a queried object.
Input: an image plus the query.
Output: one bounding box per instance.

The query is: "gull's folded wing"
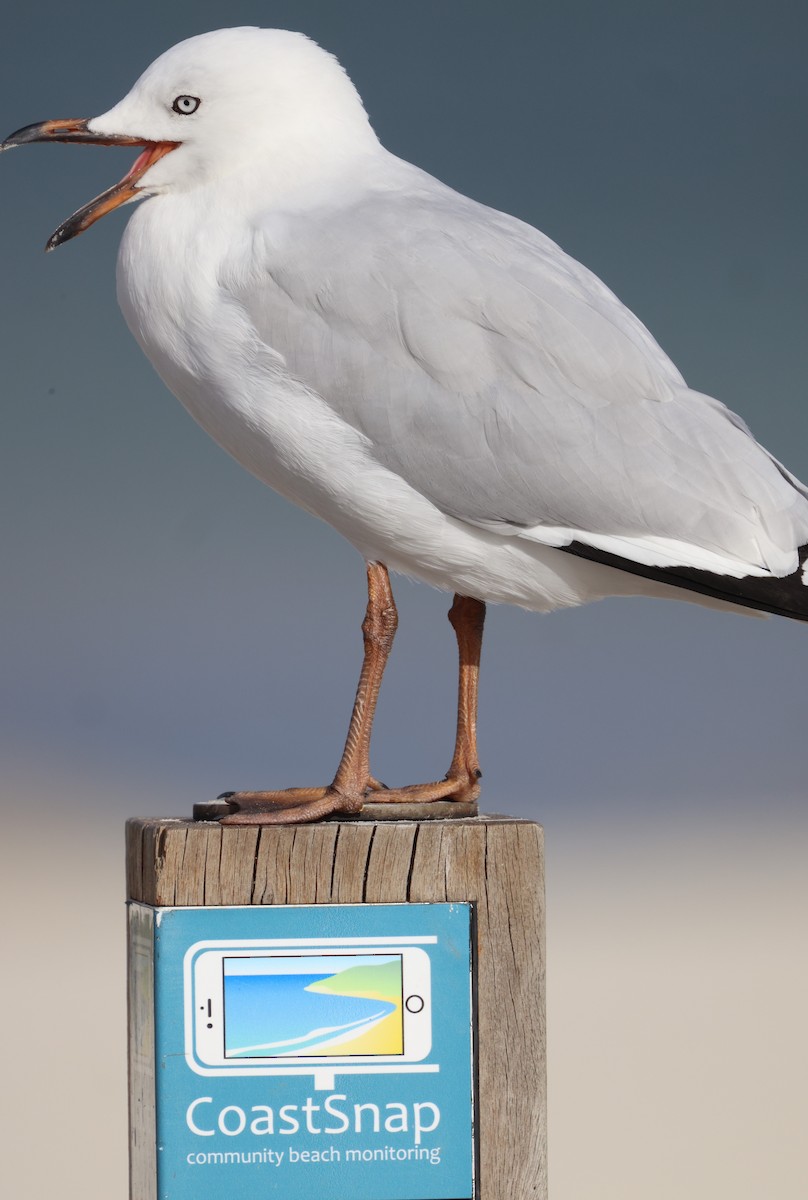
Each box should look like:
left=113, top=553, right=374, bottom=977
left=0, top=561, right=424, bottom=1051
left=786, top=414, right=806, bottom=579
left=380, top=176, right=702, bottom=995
left=231, top=159, right=808, bottom=610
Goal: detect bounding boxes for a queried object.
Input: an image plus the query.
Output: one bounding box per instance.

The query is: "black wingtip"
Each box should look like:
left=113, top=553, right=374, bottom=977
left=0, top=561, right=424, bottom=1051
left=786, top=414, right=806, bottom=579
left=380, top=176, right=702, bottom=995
left=561, top=540, right=808, bottom=623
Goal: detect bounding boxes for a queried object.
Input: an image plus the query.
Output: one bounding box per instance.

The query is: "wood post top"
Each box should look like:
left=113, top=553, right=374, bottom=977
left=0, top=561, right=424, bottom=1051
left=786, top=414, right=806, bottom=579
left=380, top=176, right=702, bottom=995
left=126, top=813, right=544, bottom=910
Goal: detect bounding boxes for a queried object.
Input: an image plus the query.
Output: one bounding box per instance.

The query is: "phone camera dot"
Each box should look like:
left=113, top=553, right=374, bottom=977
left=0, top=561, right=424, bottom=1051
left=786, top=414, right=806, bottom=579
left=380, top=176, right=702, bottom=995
left=405, top=994, right=424, bottom=1013
left=206, top=1022, right=213, bottom=1029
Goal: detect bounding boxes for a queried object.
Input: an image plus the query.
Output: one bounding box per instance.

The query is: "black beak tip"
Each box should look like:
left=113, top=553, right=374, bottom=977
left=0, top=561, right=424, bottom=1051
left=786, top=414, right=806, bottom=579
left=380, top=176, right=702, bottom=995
left=45, top=225, right=70, bottom=253
left=1, top=118, right=94, bottom=151
left=2, top=122, right=48, bottom=149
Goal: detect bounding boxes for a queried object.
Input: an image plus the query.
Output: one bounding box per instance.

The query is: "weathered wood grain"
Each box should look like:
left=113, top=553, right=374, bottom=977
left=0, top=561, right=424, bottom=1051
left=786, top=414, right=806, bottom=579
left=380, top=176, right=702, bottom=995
left=127, top=902, right=156, bottom=1200
left=126, top=814, right=546, bottom=1199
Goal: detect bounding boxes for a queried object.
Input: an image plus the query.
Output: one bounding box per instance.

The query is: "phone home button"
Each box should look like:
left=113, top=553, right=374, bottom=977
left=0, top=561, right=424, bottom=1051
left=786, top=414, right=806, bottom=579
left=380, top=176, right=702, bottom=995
left=405, top=994, right=424, bottom=1013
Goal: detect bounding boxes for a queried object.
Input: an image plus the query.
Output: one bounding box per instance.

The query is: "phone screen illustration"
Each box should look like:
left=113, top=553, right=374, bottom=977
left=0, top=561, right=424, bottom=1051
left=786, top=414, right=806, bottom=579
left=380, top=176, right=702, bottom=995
left=222, top=953, right=405, bottom=1059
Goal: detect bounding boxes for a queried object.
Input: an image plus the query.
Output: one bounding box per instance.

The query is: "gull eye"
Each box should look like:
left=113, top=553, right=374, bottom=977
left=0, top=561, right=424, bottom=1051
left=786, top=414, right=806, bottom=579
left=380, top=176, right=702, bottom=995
left=172, top=95, right=201, bottom=115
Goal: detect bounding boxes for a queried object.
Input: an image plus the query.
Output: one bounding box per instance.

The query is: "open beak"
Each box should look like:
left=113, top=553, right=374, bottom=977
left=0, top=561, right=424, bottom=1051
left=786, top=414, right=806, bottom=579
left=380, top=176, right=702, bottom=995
left=1, top=118, right=179, bottom=250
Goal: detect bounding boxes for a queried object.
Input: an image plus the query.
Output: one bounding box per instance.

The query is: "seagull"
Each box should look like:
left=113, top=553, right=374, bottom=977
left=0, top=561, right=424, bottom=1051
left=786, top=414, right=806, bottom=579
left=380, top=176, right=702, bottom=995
left=4, top=27, right=808, bottom=824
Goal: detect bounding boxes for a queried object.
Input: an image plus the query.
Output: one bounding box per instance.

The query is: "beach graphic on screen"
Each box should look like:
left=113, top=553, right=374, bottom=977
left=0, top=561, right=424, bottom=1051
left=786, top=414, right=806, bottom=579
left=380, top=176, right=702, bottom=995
left=223, top=954, right=404, bottom=1058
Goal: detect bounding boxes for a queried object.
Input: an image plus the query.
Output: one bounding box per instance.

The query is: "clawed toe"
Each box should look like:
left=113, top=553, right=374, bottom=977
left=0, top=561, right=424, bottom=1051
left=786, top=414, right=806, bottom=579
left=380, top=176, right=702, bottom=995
left=212, top=771, right=479, bottom=825
left=365, top=773, right=480, bottom=807
left=220, top=786, right=365, bottom=825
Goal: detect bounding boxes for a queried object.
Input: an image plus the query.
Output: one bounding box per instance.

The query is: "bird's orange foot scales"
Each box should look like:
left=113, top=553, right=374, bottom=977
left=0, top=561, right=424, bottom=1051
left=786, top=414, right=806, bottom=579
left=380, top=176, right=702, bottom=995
left=213, top=776, right=387, bottom=825
left=365, top=772, right=481, bottom=808
left=219, top=787, right=366, bottom=825
left=214, top=771, right=480, bottom=825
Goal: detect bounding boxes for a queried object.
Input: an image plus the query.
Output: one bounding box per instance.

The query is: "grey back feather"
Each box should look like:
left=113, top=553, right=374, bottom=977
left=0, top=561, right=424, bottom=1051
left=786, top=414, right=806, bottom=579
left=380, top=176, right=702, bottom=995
left=228, top=160, right=808, bottom=572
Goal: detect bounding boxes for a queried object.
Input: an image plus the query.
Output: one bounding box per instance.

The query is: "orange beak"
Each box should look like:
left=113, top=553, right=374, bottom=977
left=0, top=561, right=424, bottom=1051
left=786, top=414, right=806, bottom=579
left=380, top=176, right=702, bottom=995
left=1, top=118, right=179, bottom=249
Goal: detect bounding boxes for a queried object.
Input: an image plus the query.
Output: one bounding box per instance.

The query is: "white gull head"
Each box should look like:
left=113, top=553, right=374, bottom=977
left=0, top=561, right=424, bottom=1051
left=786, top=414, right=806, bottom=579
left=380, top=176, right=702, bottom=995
left=1, top=27, right=382, bottom=246
left=88, top=27, right=379, bottom=194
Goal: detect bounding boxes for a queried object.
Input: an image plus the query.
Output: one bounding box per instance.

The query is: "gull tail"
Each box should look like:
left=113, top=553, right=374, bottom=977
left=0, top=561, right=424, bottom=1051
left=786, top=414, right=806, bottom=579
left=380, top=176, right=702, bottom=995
left=561, top=541, right=808, bottom=623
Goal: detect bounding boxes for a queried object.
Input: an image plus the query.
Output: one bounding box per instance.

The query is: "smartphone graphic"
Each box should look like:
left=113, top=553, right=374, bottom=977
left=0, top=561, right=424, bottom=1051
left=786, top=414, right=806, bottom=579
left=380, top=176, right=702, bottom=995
left=185, top=938, right=433, bottom=1078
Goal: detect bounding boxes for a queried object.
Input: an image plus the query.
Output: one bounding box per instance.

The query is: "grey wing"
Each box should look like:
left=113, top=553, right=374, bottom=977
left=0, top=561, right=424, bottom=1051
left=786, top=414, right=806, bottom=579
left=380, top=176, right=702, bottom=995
left=233, top=167, right=808, bottom=578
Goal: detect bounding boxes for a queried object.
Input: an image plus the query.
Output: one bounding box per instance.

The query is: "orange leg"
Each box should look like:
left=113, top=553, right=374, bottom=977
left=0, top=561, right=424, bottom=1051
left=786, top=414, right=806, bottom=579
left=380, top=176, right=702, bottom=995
left=220, top=577, right=486, bottom=825
left=222, top=562, right=397, bottom=824
left=447, top=593, right=486, bottom=785
left=365, top=592, right=486, bottom=808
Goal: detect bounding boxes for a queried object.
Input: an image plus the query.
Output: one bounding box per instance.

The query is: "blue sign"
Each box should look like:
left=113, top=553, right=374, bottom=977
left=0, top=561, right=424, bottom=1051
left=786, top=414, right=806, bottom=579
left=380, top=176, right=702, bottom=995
left=147, top=902, right=475, bottom=1198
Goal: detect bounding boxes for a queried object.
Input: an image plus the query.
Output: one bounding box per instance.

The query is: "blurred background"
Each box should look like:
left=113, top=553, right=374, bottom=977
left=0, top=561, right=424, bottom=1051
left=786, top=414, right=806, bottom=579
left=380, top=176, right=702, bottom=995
left=1, top=2, right=806, bottom=1196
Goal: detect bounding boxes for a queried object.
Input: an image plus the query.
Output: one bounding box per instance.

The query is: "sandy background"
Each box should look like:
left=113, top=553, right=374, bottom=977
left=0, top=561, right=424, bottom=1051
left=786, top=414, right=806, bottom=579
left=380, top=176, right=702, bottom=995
left=2, top=796, right=805, bottom=1198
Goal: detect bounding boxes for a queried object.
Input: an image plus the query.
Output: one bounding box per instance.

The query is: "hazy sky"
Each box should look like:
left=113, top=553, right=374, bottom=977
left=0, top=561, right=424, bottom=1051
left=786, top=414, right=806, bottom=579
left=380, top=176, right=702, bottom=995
left=3, top=1, right=808, bottom=828
left=2, top=6, right=807, bottom=1199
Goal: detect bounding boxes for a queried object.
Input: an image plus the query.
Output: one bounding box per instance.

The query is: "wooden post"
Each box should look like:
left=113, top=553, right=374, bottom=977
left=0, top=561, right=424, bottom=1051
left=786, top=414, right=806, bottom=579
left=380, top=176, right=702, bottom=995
left=127, top=814, right=547, bottom=1199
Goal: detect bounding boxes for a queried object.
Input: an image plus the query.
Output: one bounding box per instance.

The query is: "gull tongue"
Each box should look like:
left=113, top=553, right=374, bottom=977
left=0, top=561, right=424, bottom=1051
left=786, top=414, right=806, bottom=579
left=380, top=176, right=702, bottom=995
left=128, top=146, right=159, bottom=177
